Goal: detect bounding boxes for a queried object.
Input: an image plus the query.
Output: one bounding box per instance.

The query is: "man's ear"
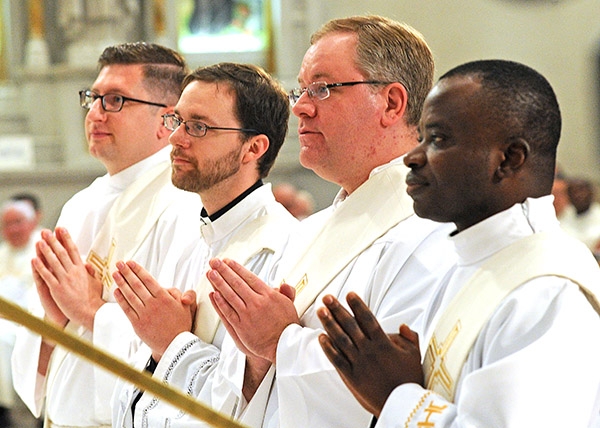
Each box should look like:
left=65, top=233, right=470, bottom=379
left=381, top=82, right=408, bottom=127
left=157, top=107, right=173, bottom=139
left=242, top=134, right=270, bottom=164
left=496, top=137, right=530, bottom=180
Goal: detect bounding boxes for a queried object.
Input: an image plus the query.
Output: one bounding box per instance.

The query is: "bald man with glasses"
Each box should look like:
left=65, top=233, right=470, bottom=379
left=11, top=42, right=202, bottom=428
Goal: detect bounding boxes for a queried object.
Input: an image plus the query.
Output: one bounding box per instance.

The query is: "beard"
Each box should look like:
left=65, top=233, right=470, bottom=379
left=171, top=146, right=242, bottom=193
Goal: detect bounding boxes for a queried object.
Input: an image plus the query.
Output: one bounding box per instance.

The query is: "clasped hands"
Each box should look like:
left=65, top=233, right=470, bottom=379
left=206, top=258, right=300, bottom=364
left=32, top=227, right=104, bottom=331
left=111, top=257, right=300, bottom=364
left=112, top=260, right=197, bottom=362
left=317, top=292, right=425, bottom=418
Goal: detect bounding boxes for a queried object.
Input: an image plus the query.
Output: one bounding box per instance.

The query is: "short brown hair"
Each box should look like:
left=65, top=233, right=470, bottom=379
left=311, top=15, right=434, bottom=126
left=98, top=42, right=188, bottom=105
left=183, top=63, right=290, bottom=178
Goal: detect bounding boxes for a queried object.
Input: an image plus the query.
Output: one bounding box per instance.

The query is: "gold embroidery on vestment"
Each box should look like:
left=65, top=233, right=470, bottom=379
left=417, top=401, right=448, bottom=427
left=294, top=274, right=308, bottom=294
left=425, top=320, right=461, bottom=397
left=404, top=391, right=432, bottom=428
left=87, top=238, right=117, bottom=290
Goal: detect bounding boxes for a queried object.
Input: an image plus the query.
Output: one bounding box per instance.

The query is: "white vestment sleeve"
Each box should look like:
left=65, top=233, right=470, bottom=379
left=277, top=323, right=372, bottom=428
left=200, top=335, right=278, bottom=427
left=113, top=331, right=220, bottom=427
left=153, top=331, right=220, bottom=392
left=377, top=280, right=600, bottom=428
left=273, top=220, right=454, bottom=428
left=93, top=302, right=139, bottom=418
left=199, top=335, right=246, bottom=417
left=10, top=326, right=45, bottom=417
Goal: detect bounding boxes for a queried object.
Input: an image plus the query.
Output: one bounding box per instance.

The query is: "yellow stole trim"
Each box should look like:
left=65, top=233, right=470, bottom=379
left=87, top=161, right=178, bottom=298
left=193, top=214, right=292, bottom=343
left=424, top=231, right=600, bottom=402
left=283, top=163, right=415, bottom=317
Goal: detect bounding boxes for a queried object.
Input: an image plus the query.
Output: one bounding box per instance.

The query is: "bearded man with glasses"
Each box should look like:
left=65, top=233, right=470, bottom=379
left=11, top=42, right=202, bottom=428
left=110, top=62, right=298, bottom=427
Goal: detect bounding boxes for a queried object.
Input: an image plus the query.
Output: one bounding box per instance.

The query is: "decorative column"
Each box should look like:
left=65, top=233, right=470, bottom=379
left=24, top=0, right=49, bottom=69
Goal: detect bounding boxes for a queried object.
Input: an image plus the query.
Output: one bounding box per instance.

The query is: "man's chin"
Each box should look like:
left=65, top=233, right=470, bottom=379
left=172, top=174, right=203, bottom=193
left=298, top=150, right=321, bottom=171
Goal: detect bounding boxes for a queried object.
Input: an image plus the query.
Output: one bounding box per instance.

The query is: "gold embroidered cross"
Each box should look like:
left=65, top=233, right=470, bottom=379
left=417, top=401, right=448, bottom=427
left=424, top=320, right=461, bottom=398
left=86, top=238, right=117, bottom=291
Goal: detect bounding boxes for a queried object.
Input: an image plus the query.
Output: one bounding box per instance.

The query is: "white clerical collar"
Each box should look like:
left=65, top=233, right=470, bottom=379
left=451, top=195, right=559, bottom=267
left=331, top=156, right=407, bottom=209
left=108, top=146, right=171, bottom=191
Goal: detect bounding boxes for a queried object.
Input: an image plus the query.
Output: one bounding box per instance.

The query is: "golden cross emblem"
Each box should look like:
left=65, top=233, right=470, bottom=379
left=424, top=320, right=461, bottom=398
left=417, top=401, right=448, bottom=427
left=86, top=238, right=117, bottom=290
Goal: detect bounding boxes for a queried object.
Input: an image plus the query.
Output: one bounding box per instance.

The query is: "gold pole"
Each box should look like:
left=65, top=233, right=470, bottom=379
left=28, top=0, right=45, bottom=38
left=0, top=1, right=6, bottom=80
left=264, top=0, right=275, bottom=74
left=0, top=296, right=247, bottom=428
left=153, top=0, right=166, bottom=38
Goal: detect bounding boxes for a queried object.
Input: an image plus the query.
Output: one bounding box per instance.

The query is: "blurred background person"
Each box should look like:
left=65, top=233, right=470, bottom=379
left=0, top=195, right=41, bottom=427
left=9, top=193, right=43, bottom=232
left=551, top=171, right=571, bottom=218
left=273, top=182, right=315, bottom=220
left=559, top=177, right=600, bottom=251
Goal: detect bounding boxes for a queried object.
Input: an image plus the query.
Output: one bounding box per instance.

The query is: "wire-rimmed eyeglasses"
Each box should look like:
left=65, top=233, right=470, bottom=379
left=79, top=89, right=167, bottom=112
left=162, top=114, right=259, bottom=138
left=287, top=81, right=391, bottom=106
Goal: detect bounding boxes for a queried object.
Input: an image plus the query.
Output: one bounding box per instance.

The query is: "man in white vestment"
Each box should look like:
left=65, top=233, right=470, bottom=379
left=11, top=42, right=202, bottom=428
left=9, top=193, right=43, bottom=236
left=0, top=199, right=40, bottom=310
left=318, top=60, right=600, bottom=428
left=110, top=63, right=298, bottom=427
left=0, top=199, right=40, bottom=426
left=203, top=16, right=456, bottom=428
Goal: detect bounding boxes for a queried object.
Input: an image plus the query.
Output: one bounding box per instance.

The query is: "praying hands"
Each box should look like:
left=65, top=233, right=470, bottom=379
left=317, top=292, right=424, bottom=418
left=31, top=227, right=103, bottom=331
left=112, top=260, right=197, bottom=362
left=206, top=257, right=299, bottom=400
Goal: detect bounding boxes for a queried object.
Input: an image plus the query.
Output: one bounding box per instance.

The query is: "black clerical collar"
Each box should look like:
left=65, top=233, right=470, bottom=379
left=201, top=180, right=264, bottom=222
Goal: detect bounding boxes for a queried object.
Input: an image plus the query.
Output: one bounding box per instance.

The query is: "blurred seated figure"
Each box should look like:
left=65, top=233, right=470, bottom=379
left=551, top=173, right=571, bottom=218
left=273, top=182, right=315, bottom=219
left=0, top=197, right=41, bottom=426
left=10, top=193, right=43, bottom=230
left=559, top=177, right=600, bottom=250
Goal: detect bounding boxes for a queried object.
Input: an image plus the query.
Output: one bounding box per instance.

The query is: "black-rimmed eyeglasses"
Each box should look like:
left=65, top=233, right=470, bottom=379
left=162, top=114, right=259, bottom=138
left=79, top=89, right=167, bottom=112
left=288, top=81, right=391, bottom=106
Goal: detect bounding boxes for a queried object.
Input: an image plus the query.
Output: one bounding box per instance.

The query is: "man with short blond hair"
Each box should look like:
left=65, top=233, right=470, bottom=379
left=204, top=15, right=455, bottom=428
left=12, top=42, right=202, bottom=428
